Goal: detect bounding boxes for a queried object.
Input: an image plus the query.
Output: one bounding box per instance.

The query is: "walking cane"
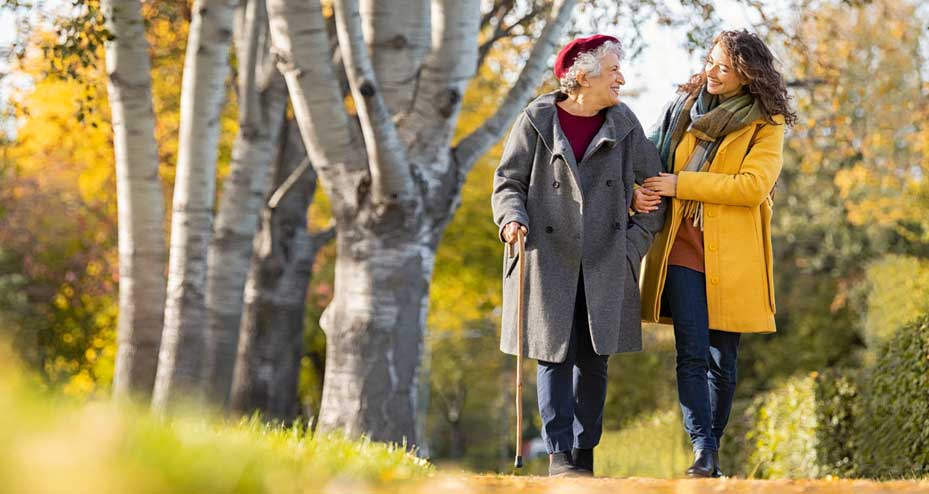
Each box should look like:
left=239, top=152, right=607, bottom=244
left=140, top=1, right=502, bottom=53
left=507, top=228, right=526, bottom=469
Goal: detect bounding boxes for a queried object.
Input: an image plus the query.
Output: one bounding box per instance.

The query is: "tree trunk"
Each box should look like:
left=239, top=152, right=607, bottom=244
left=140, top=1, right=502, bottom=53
left=152, top=0, right=237, bottom=412
left=103, top=0, right=167, bottom=400
left=268, top=0, right=574, bottom=446
left=229, top=120, right=332, bottom=421
left=316, top=227, right=429, bottom=443
left=203, top=0, right=290, bottom=405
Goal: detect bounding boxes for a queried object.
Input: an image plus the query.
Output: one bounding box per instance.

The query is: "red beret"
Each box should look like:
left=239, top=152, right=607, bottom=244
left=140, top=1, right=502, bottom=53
left=553, top=34, right=620, bottom=79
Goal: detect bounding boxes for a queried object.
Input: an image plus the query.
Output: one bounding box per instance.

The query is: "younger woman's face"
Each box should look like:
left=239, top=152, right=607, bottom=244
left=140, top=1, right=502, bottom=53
left=704, top=43, right=746, bottom=98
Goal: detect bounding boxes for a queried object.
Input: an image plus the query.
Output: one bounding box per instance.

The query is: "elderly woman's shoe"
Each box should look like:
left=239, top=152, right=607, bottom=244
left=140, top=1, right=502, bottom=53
left=549, top=452, right=586, bottom=477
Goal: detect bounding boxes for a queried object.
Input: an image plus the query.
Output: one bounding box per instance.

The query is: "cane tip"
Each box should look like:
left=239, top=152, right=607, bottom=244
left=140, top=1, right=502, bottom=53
left=514, top=456, right=523, bottom=468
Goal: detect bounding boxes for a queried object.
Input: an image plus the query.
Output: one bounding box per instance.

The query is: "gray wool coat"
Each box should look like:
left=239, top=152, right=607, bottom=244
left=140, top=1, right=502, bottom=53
left=492, top=91, right=667, bottom=363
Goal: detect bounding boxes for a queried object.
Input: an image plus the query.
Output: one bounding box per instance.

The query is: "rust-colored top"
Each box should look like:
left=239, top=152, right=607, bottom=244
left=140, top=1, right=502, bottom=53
left=667, top=218, right=704, bottom=273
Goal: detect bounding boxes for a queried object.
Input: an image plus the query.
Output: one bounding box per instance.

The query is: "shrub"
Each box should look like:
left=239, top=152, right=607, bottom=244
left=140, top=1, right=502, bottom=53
left=733, top=315, right=929, bottom=480
left=813, top=369, right=860, bottom=477
left=855, top=315, right=929, bottom=479
left=596, top=408, right=692, bottom=478
left=743, top=375, right=821, bottom=479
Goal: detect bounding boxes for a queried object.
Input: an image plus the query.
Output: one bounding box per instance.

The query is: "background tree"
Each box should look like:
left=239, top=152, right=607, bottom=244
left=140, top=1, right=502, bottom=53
left=101, top=0, right=167, bottom=399
left=151, top=0, right=238, bottom=411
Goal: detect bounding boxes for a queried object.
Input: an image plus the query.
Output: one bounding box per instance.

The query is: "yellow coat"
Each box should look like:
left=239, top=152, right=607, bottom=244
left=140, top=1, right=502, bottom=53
left=640, top=116, right=785, bottom=333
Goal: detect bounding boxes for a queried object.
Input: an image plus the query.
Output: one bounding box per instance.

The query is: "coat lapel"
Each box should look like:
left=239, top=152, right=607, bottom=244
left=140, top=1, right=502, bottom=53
left=582, top=101, right=636, bottom=162
left=524, top=91, right=637, bottom=170
left=524, top=92, right=581, bottom=185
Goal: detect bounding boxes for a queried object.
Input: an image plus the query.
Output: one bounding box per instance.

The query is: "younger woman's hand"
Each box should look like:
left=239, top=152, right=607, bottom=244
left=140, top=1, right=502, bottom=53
left=642, top=172, right=678, bottom=197
left=632, top=186, right=662, bottom=213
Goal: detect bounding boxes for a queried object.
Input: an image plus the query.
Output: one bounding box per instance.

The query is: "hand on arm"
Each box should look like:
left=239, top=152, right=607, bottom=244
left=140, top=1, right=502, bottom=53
left=642, top=173, right=678, bottom=198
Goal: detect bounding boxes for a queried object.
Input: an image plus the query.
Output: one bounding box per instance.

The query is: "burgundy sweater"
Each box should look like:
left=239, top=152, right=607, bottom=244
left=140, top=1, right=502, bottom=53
left=556, top=105, right=605, bottom=163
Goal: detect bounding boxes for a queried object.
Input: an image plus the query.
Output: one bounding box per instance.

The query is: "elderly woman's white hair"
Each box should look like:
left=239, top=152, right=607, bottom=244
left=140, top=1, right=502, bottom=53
left=558, top=40, right=624, bottom=94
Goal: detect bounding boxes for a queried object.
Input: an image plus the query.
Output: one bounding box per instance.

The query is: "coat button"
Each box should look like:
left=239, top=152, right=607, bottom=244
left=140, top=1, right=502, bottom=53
left=545, top=226, right=554, bottom=233
left=711, top=276, right=720, bottom=285
left=606, top=179, right=613, bottom=187
left=707, top=210, right=716, bottom=218
left=614, top=222, right=622, bottom=230
left=553, top=180, right=560, bottom=189
left=708, top=243, right=718, bottom=252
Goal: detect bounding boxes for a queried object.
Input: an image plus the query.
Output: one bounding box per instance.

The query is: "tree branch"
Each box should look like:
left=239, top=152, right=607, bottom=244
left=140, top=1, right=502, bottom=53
left=267, top=157, right=312, bottom=210
left=333, top=0, right=414, bottom=203
left=454, top=0, right=575, bottom=171
left=266, top=0, right=368, bottom=219
left=475, top=2, right=543, bottom=70
left=311, top=224, right=337, bottom=249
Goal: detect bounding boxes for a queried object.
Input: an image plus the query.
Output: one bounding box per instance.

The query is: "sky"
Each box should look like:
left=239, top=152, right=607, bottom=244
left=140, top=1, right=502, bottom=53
left=621, top=0, right=760, bottom=127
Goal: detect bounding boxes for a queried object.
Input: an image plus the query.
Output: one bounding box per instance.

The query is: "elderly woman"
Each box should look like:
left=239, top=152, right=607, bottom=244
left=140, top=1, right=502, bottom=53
left=492, top=34, right=666, bottom=477
left=633, top=30, right=796, bottom=477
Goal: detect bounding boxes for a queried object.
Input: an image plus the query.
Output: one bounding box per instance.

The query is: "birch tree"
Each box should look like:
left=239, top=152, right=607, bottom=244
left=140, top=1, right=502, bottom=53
left=229, top=120, right=334, bottom=420
left=101, top=0, right=167, bottom=398
left=202, top=0, right=290, bottom=405
left=152, top=0, right=238, bottom=411
left=266, top=0, right=576, bottom=444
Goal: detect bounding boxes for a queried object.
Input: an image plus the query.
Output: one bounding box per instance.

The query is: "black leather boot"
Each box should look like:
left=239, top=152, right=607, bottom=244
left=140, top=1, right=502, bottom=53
left=571, top=447, right=594, bottom=476
left=712, top=450, right=723, bottom=478
left=549, top=451, right=585, bottom=477
left=685, top=449, right=718, bottom=478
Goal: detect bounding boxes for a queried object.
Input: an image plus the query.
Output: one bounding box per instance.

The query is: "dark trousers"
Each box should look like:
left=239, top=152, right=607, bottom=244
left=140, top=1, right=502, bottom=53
left=536, top=274, right=609, bottom=454
left=665, top=265, right=741, bottom=452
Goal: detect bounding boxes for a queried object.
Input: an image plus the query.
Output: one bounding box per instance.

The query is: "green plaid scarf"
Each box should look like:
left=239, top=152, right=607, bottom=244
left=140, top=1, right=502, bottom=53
left=653, top=85, right=763, bottom=230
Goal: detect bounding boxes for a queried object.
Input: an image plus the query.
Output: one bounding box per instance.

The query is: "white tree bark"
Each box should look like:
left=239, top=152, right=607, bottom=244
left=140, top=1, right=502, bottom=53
left=401, top=0, right=481, bottom=223
left=203, top=0, right=290, bottom=405
left=103, top=0, right=168, bottom=400
left=333, top=0, right=414, bottom=204
left=362, top=0, right=430, bottom=116
left=152, top=0, right=238, bottom=412
left=266, top=0, right=368, bottom=221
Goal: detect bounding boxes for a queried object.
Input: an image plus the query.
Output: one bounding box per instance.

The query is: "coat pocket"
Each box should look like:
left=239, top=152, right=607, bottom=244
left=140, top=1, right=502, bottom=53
left=760, top=198, right=776, bottom=312
left=625, top=252, right=640, bottom=285
left=505, top=252, right=520, bottom=279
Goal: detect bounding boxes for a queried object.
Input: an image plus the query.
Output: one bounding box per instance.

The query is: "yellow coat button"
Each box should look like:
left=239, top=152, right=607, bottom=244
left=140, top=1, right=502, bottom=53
left=708, top=244, right=718, bottom=252
left=707, top=210, right=716, bottom=218
left=711, top=276, right=720, bottom=285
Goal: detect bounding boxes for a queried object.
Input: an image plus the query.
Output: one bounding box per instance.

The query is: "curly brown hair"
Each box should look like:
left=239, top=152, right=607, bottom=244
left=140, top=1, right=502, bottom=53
left=680, top=30, right=797, bottom=127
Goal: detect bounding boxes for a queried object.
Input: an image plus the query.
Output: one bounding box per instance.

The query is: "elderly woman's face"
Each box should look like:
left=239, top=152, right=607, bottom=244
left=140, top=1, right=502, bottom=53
left=704, top=43, right=746, bottom=97
left=580, top=52, right=625, bottom=108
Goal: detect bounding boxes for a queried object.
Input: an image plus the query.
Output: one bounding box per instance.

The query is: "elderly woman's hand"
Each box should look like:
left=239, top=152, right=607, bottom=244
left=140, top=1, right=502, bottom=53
left=642, top=172, right=678, bottom=197
left=632, top=186, right=662, bottom=213
left=502, top=222, right=528, bottom=244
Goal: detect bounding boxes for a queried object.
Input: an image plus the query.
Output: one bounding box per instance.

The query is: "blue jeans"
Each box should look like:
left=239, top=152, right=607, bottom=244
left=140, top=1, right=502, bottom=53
left=665, top=265, right=741, bottom=452
left=536, top=273, right=609, bottom=454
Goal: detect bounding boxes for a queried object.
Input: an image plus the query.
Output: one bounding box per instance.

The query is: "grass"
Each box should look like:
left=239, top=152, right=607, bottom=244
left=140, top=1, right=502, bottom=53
left=0, top=361, right=431, bottom=493
left=596, top=408, right=692, bottom=479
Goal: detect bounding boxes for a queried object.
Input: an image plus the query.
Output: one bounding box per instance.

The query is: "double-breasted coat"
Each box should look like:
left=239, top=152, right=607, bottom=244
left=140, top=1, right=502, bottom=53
left=491, top=91, right=667, bottom=363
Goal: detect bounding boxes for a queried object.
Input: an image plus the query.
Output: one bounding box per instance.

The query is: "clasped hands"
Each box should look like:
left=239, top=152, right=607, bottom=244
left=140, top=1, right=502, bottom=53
left=635, top=172, right=677, bottom=213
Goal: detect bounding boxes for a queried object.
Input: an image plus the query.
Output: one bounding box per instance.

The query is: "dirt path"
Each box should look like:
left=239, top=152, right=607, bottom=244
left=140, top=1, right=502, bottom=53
left=325, top=475, right=929, bottom=494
